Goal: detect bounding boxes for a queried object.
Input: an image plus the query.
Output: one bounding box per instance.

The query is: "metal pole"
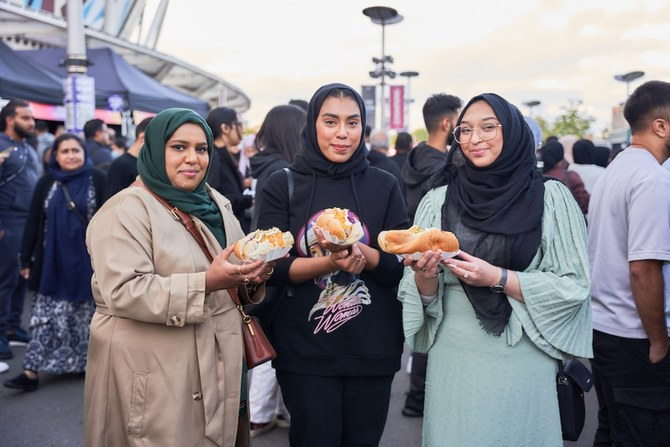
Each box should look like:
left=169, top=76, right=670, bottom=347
left=64, top=0, right=95, bottom=135
left=380, top=23, right=386, bottom=130
left=405, top=76, right=411, bottom=130
left=66, top=0, right=86, bottom=59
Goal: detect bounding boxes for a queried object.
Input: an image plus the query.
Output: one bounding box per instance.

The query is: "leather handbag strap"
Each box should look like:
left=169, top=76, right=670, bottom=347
left=132, top=179, right=213, bottom=262
left=132, top=179, right=244, bottom=307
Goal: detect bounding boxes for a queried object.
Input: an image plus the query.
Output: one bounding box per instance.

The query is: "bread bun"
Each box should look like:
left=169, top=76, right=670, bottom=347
left=378, top=225, right=459, bottom=254
left=233, top=227, right=294, bottom=261
left=314, top=208, right=355, bottom=240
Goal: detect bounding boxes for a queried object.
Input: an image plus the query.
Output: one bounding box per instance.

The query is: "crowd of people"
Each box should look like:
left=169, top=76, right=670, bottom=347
left=0, top=79, right=668, bottom=447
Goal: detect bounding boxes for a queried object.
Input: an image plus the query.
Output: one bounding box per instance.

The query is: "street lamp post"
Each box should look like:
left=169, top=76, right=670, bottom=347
left=400, top=71, right=419, bottom=131
left=64, top=0, right=95, bottom=134
left=614, top=71, right=645, bottom=98
left=363, top=6, right=403, bottom=130
left=522, top=100, right=541, bottom=116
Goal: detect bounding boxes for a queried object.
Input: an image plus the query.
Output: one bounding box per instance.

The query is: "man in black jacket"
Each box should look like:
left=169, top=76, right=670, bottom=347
left=83, top=119, right=112, bottom=172
left=206, top=107, right=253, bottom=233
left=401, top=92, right=461, bottom=418
left=402, top=94, right=462, bottom=221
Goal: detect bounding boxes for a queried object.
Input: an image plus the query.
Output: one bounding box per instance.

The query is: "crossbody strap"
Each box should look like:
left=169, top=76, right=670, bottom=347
left=0, top=146, right=27, bottom=188
left=132, top=179, right=244, bottom=307
left=59, top=180, right=88, bottom=224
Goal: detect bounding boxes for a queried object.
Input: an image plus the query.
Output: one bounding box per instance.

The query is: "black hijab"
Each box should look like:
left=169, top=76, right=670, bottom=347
left=572, top=139, right=595, bottom=165
left=433, top=93, right=545, bottom=335
left=290, top=83, right=369, bottom=179
left=540, top=141, right=565, bottom=172
left=289, top=83, right=370, bottom=250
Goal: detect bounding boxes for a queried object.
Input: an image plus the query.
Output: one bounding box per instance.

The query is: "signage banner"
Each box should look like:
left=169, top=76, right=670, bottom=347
left=361, top=85, right=376, bottom=129
left=389, top=85, right=404, bottom=130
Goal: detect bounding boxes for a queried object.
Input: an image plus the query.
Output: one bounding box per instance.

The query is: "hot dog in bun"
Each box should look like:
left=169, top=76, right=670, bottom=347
left=233, top=227, right=294, bottom=261
left=378, top=225, right=459, bottom=255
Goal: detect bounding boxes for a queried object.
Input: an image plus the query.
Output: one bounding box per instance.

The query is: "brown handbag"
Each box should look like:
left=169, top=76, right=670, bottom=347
left=227, top=287, right=277, bottom=369
left=133, top=180, right=277, bottom=369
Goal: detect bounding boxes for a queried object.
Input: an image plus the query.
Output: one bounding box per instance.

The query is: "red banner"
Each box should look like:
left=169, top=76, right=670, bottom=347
left=389, top=85, right=404, bottom=129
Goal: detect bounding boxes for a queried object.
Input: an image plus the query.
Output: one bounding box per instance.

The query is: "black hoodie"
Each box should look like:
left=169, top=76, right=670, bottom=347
left=257, top=83, right=409, bottom=376
left=401, top=141, right=448, bottom=220
left=249, top=150, right=290, bottom=230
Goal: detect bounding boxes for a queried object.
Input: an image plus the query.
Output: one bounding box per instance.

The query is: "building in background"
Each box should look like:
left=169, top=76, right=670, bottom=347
left=0, top=0, right=250, bottom=124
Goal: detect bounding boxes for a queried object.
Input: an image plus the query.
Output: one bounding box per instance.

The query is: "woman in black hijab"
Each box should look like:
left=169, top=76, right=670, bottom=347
left=256, top=83, right=409, bottom=446
left=397, top=94, right=592, bottom=446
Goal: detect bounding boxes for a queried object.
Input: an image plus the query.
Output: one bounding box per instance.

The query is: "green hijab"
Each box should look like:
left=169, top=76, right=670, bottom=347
left=137, top=108, right=226, bottom=247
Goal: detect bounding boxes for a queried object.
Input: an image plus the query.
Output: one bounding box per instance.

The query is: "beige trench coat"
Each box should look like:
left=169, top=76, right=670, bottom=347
left=84, top=185, right=260, bottom=447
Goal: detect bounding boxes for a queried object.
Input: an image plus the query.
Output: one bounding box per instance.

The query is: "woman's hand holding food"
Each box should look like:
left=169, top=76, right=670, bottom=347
left=328, top=243, right=367, bottom=275
left=403, top=251, right=444, bottom=296
left=206, top=246, right=275, bottom=292
left=444, top=250, right=498, bottom=287
left=444, top=251, right=522, bottom=302
left=313, top=226, right=350, bottom=254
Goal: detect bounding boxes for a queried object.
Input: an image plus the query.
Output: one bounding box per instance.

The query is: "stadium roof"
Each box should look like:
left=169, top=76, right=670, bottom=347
left=0, top=0, right=250, bottom=113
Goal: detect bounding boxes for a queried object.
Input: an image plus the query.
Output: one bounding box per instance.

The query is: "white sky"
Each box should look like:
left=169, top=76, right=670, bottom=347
left=154, top=0, right=670, bottom=136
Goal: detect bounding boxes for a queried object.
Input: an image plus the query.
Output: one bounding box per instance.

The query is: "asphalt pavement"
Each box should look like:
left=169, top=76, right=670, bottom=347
left=0, top=293, right=598, bottom=446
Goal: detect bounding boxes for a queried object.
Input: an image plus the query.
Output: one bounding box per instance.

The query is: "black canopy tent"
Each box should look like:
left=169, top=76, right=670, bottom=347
left=0, top=40, right=69, bottom=105
left=18, top=46, right=210, bottom=116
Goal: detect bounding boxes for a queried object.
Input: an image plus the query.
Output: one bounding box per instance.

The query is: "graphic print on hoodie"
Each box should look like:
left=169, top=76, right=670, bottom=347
left=296, top=209, right=371, bottom=334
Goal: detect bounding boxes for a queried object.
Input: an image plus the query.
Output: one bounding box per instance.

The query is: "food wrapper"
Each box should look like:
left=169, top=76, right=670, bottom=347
left=394, top=250, right=460, bottom=263
left=250, top=244, right=292, bottom=262
left=235, top=228, right=294, bottom=262
left=409, top=250, right=460, bottom=261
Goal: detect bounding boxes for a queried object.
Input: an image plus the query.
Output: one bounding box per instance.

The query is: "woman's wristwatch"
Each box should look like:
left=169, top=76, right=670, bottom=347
left=489, top=268, right=508, bottom=294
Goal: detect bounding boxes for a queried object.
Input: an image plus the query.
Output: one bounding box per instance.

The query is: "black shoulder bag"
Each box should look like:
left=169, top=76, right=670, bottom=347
left=556, top=359, right=594, bottom=441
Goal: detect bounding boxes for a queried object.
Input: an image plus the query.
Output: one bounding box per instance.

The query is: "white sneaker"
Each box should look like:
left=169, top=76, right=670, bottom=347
left=0, top=362, right=8, bottom=374
left=275, top=414, right=291, bottom=428
left=250, top=420, right=276, bottom=438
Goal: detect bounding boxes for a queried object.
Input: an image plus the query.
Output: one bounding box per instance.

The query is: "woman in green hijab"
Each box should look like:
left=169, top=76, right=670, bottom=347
left=84, top=108, right=274, bottom=447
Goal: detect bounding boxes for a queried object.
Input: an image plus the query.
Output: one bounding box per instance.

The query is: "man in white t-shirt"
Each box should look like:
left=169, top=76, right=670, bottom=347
left=588, top=80, right=670, bottom=446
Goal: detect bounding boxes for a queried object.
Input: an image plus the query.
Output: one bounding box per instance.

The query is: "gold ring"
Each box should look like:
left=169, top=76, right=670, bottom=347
left=265, top=267, right=274, bottom=275
left=421, top=267, right=427, bottom=272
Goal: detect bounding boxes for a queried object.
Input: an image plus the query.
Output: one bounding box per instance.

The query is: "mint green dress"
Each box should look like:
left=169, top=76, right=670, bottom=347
left=398, top=182, right=593, bottom=447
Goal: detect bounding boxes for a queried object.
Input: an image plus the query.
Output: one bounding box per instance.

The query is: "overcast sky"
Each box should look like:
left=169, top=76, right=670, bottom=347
left=154, top=0, right=669, bottom=137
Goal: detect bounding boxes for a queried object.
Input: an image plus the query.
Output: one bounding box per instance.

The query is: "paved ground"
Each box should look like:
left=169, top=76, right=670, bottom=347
left=0, top=294, right=598, bottom=446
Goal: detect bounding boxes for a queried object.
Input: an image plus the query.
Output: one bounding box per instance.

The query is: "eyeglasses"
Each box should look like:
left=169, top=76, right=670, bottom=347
left=453, top=123, right=502, bottom=144
left=232, top=121, right=243, bottom=129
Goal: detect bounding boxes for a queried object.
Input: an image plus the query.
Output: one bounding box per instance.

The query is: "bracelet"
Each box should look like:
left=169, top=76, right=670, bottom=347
left=419, top=292, right=438, bottom=307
